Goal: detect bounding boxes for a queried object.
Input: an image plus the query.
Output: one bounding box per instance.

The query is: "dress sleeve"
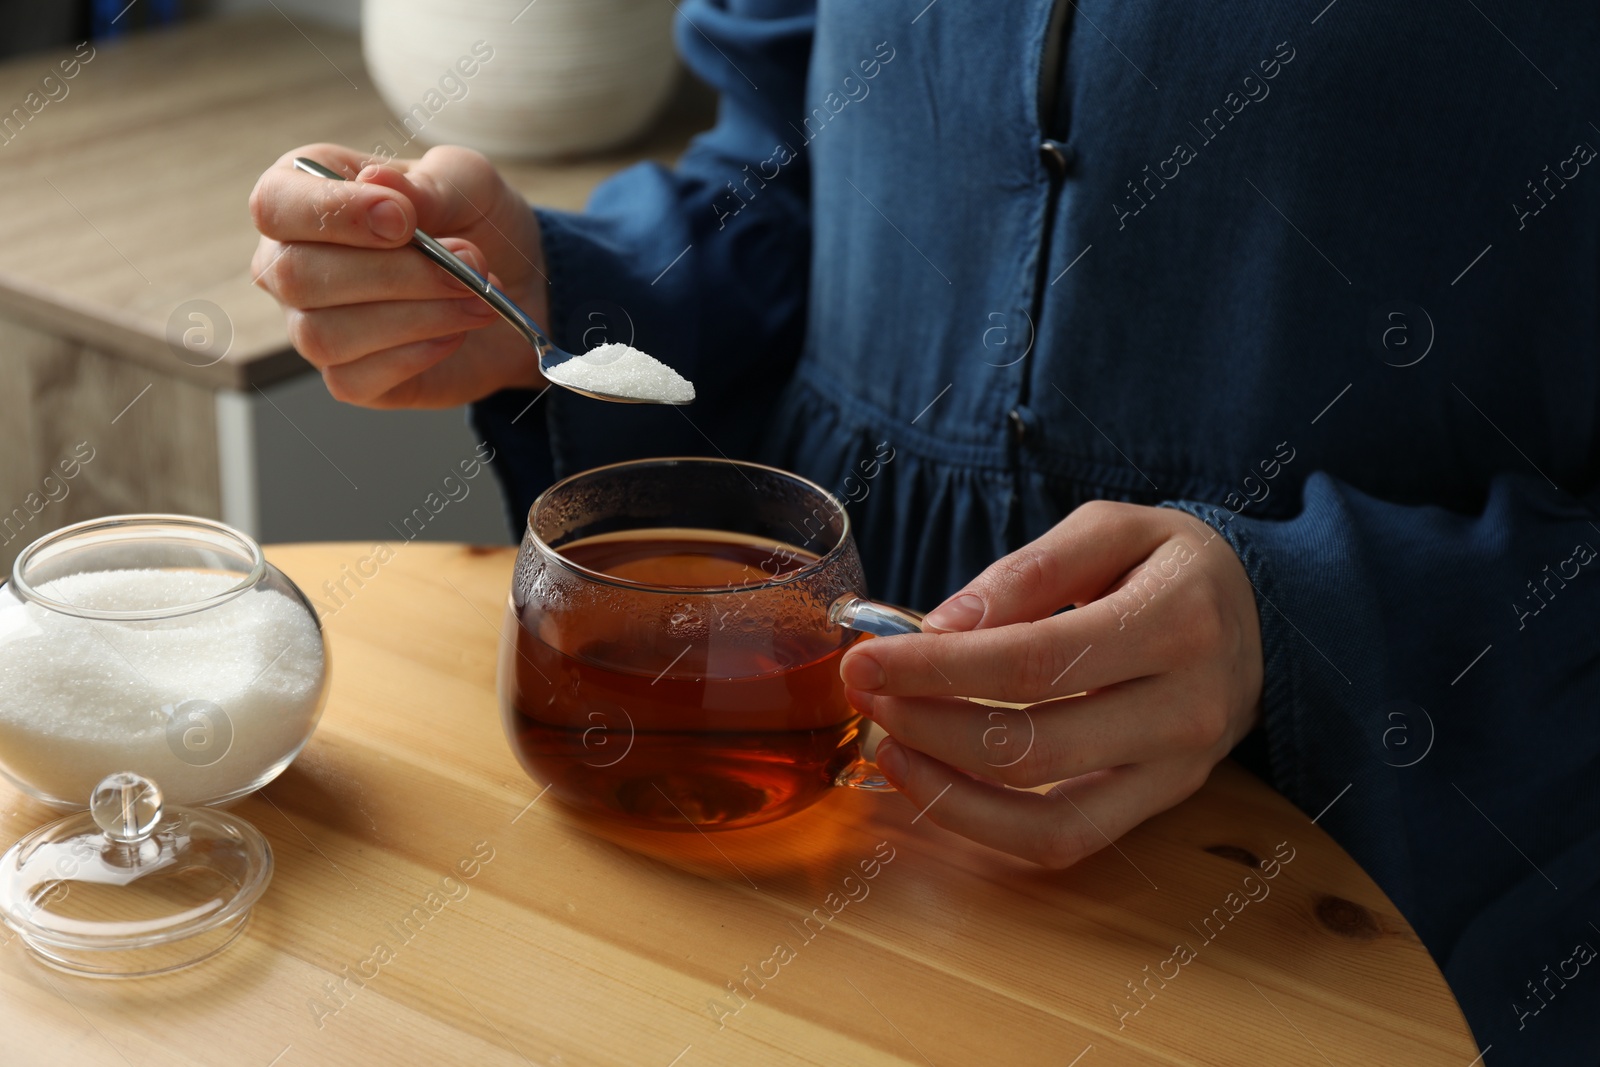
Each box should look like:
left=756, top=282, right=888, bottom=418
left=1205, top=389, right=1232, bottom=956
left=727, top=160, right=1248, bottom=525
left=471, top=0, right=817, bottom=532
left=1167, top=471, right=1600, bottom=1051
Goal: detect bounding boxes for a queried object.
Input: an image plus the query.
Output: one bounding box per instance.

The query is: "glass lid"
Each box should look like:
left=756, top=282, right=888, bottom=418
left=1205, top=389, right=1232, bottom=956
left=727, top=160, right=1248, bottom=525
left=0, top=772, right=272, bottom=978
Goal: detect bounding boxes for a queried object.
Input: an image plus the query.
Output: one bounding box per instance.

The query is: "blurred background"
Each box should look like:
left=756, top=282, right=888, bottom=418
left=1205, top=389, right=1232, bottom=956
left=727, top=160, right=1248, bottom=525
left=0, top=0, right=711, bottom=574
left=0, top=0, right=360, bottom=56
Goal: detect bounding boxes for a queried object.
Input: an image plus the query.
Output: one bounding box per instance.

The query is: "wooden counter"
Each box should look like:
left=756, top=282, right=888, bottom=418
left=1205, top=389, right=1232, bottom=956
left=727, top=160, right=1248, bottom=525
left=0, top=544, right=1483, bottom=1066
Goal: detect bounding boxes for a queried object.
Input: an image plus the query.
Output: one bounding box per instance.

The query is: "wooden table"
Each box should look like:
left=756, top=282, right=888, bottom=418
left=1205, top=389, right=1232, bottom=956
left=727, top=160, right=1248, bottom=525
left=0, top=544, right=1482, bottom=1066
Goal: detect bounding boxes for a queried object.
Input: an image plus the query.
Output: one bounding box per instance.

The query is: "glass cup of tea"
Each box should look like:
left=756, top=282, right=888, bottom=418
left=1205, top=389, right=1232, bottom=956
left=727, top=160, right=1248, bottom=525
left=497, top=458, right=922, bottom=831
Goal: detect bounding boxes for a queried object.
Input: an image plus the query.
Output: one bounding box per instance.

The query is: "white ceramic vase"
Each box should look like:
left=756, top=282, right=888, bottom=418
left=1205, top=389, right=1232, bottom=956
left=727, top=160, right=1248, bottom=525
left=362, top=0, right=680, bottom=160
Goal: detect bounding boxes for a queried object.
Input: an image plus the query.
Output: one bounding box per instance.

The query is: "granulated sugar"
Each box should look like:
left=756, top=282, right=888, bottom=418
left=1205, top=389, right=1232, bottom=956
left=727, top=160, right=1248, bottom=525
left=545, top=343, right=696, bottom=403
left=0, top=568, right=325, bottom=805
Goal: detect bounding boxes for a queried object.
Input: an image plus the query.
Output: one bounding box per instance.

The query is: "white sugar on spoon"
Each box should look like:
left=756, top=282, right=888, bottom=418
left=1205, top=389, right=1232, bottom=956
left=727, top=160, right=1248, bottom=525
left=543, top=343, right=696, bottom=405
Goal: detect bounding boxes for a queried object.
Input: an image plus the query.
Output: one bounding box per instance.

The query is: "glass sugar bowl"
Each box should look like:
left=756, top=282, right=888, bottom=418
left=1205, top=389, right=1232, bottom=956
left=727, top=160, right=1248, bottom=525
left=0, top=515, right=330, bottom=976
left=0, top=515, right=328, bottom=808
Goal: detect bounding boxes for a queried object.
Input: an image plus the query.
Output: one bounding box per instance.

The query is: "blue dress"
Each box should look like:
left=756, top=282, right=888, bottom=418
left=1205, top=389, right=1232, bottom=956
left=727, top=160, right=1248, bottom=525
left=472, top=2, right=1600, bottom=1059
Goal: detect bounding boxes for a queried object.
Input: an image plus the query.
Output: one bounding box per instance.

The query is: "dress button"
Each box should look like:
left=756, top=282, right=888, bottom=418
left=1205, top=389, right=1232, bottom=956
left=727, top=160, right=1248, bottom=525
left=1008, top=409, right=1028, bottom=445
left=1039, top=139, right=1070, bottom=176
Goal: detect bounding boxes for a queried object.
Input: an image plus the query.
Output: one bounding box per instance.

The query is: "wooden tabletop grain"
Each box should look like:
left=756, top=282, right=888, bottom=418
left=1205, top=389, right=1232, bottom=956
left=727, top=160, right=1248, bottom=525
left=0, top=543, right=1481, bottom=1066
left=0, top=16, right=712, bottom=390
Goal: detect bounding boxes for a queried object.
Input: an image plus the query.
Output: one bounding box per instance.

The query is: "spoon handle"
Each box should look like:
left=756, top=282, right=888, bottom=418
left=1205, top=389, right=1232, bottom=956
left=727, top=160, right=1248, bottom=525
left=291, top=157, right=553, bottom=360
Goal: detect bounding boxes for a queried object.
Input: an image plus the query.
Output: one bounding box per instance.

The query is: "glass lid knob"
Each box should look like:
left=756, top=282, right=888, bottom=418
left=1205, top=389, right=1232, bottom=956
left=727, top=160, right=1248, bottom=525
left=89, top=771, right=164, bottom=843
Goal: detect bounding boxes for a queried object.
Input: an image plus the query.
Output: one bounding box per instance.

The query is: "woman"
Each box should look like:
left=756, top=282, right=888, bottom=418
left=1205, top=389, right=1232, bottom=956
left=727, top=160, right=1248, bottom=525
left=251, top=2, right=1599, bottom=1058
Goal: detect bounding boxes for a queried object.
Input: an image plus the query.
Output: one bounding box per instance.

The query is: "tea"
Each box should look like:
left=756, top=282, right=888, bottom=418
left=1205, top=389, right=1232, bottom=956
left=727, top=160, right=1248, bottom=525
left=503, top=529, right=865, bottom=830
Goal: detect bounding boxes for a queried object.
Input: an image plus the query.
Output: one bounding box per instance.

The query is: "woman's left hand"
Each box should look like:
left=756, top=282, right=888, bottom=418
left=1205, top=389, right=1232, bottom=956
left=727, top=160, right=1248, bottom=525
left=841, top=501, right=1265, bottom=869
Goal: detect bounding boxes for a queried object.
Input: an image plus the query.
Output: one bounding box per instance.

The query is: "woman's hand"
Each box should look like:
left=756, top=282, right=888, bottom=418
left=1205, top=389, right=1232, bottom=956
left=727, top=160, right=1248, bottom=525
left=842, top=501, right=1264, bottom=869
left=249, top=143, right=549, bottom=409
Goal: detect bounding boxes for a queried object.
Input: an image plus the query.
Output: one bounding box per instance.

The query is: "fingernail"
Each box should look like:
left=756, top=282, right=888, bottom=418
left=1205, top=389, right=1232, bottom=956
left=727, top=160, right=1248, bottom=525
left=845, top=688, right=877, bottom=718
left=875, top=737, right=907, bottom=783
left=368, top=199, right=408, bottom=241
left=841, top=652, right=886, bottom=691
left=924, top=593, right=984, bottom=632
left=357, top=164, right=383, bottom=181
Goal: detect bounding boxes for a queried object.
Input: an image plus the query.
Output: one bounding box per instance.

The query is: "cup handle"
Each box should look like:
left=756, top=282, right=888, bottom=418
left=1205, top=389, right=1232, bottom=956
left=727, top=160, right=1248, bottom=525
left=828, top=595, right=924, bottom=637
left=829, top=596, right=923, bottom=791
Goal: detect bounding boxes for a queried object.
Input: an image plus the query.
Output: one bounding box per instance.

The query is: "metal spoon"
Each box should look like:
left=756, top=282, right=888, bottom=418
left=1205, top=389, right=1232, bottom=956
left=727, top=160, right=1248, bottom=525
left=292, top=157, right=689, bottom=405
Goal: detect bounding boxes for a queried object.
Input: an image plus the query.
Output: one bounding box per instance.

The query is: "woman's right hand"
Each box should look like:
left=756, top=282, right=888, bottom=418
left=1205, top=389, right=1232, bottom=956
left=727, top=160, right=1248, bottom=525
left=249, top=143, right=550, bottom=409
